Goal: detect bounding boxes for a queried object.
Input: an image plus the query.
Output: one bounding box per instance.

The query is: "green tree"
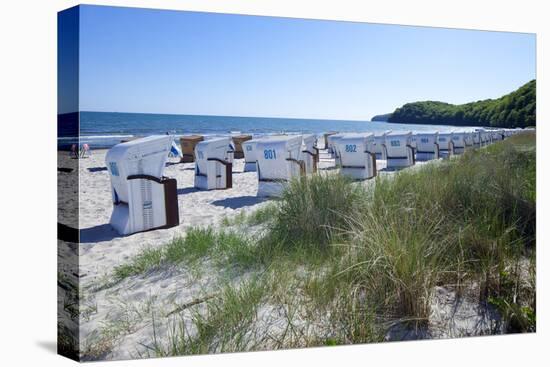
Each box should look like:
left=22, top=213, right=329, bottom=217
left=383, top=80, right=535, bottom=128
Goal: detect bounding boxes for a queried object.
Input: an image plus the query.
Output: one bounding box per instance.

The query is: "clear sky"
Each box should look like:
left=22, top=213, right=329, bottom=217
left=77, top=5, right=536, bottom=120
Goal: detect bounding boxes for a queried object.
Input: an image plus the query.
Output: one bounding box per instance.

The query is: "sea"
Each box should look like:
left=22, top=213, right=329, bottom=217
left=60, top=111, right=473, bottom=149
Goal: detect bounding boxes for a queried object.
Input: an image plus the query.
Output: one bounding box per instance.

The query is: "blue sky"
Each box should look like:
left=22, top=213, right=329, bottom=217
left=76, top=5, right=536, bottom=120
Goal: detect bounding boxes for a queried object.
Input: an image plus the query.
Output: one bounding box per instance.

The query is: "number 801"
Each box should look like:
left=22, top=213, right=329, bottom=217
left=264, top=149, right=277, bottom=159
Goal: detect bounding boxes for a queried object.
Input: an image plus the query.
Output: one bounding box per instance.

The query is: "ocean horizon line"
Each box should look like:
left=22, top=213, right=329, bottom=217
left=65, top=110, right=376, bottom=123
left=58, top=111, right=472, bottom=149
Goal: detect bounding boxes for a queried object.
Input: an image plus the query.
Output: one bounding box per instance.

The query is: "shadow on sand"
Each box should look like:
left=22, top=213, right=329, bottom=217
left=177, top=187, right=199, bottom=195
left=80, top=224, right=121, bottom=243
left=211, top=196, right=267, bottom=209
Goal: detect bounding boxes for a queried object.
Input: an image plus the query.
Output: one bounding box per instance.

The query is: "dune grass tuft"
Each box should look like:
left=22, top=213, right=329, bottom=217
left=267, top=174, right=365, bottom=249
left=151, top=277, right=268, bottom=356
left=113, top=247, right=164, bottom=281
left=112, top=227, right=257, bottom=282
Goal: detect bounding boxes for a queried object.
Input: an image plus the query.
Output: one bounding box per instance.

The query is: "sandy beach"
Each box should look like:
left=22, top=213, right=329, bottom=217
left=76, top=148, right=404, bottom=285
left=78, top=151, right=265, bottom=282
left=56, top=147, right=507, bottom=360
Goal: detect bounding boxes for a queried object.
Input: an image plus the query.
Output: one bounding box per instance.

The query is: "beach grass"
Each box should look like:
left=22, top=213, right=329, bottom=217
left=221, top=202, right=278, bottom=227
left=343, top=133, right=535, bottom=329
left=113, top=247, right=164, bottom=281
left=104, top=132, right=535, bottom=356
left=112, top=227, right=260, bottom=283
left=150, top=277, right=268, bottom=356
left=267, top=174, right=365, bottom=249
left=246, top=203, right=279, bottom=226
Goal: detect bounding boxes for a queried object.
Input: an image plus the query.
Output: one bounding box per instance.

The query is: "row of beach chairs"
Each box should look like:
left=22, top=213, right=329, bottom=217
left=187, top=135, right=318, bottom=196
left=176, top=127, right=528, bottom=196
left=104, top=128, right=529, bottom=235
left=324, top=128, right=516, bottom=176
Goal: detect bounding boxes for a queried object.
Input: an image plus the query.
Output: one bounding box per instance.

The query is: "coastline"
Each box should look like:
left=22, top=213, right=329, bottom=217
left=58, top=133, right=535, bottom=360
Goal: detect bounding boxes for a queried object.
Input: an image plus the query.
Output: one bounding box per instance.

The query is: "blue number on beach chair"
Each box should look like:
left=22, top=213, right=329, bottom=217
left=421, top=138, right=429, bottom=143
left=390, top=140, right=400, bottom=147
left=264, top=149, right=277, bottom=159
left=345, top=144, right=357, bottom=152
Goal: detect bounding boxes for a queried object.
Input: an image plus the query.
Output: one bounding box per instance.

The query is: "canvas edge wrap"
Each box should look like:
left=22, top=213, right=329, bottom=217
left=57, top=5, right=81, bottom=361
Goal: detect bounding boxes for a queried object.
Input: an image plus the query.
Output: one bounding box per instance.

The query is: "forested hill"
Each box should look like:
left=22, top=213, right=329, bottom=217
left=371, top=113, right=393, bottom=122
left=372, top=80, right=535, bottom=128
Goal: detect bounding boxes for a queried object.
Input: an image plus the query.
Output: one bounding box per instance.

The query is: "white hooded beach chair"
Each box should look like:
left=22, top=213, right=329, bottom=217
left=255, top=135, right=304, bottom=197
left=326, top=133, right=345, bottom=160
left=463, top=130, right=475, bottom=147
left=194, top=137, right=233, bottom=190
left=492, top=129, right=505, bottom=141
left=374, top=130, right=392, bottom=159
left=410, top=134, right=418, bottom=154
left=437, top=132, right=455, bottom=158
left=326, top=133, right=346, bottom=165
left=335, top=133, right=377, bottom=179
left=479, top=129, right=494, bottom=145
left=322, top=131, right=338, bottom=150
left=242, top=138, right=259, bottom=172
left=383, top=131, right=415, bottom=169
left=472, top=130, right=482, bottom=147
left=105, top=135, right=179, bottom=235
left=414, top=131, right=440, bottom=161
left=475, top=129, right=489, bottom=146
left=300, top=134, right=318, bottom=174
left=451, top=131, right=467, bottom=154
left=242, top=135, right=288, bottom=172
